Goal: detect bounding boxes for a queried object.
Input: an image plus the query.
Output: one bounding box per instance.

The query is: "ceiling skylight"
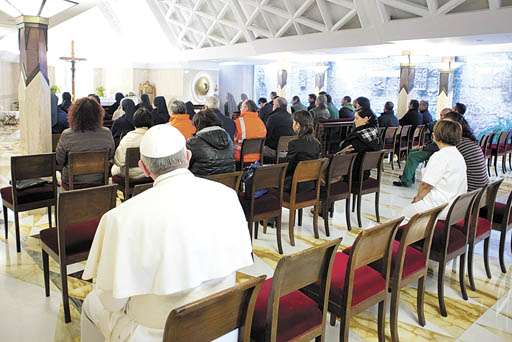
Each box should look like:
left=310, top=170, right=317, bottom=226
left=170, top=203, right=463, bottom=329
left=0, top=0, right=77, bottom=18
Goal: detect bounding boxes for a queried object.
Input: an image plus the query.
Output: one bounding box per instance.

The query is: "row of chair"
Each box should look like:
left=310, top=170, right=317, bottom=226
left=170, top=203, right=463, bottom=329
left=381, top=125, right=429, bottom=170
left=480, top=129, right=512, bottom=177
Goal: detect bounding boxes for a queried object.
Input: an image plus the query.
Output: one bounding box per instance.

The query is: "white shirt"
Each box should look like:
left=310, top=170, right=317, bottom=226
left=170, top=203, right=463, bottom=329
left=111, top=128, right=147, bottom=179
left=421, top=145, right=468, bottom=214
left=82, top=169, right=253, bottom=342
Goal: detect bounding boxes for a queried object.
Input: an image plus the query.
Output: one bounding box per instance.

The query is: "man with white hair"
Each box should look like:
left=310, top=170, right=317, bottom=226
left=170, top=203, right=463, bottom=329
left=204, top=96, right=236, bottom=140
left=81, top=125, right=253, bottom=341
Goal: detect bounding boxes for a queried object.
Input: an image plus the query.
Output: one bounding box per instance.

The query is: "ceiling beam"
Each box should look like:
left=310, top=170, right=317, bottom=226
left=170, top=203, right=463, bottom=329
left=437, top=0, right=466, bottom=15
left=316, top=0, right=333, bottom=30
left=426, top=0, right=438, bottom=14
left=48, top=0, right=101, bottom=28
left=146, top=0, right=183, bottom=49
left=378, top=0, right=430, bottom=17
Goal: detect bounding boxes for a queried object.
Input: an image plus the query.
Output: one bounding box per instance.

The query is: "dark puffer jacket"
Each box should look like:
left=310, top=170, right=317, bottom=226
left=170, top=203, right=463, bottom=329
left=187, top=126, right=236, bottom=177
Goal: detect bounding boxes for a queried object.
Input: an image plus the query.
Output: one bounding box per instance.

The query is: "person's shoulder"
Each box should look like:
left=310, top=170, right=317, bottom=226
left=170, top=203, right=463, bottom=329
left=61, top=128, right=73, bottom=136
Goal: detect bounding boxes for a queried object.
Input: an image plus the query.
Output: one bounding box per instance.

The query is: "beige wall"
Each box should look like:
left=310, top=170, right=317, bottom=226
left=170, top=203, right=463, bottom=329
left=0, top=61, right=20, bottom=111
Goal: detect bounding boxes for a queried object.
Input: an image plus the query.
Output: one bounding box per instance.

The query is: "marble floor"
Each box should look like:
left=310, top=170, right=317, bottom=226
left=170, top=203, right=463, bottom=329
left=1, top=124, right=512, bottom=341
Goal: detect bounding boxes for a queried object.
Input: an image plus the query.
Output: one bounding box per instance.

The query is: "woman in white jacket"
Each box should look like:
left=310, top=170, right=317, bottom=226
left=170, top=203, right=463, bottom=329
left=111, top=108, right=152, bottom=179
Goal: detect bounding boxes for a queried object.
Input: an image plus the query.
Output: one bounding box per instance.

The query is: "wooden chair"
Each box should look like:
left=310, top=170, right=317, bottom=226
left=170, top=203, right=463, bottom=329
left=251, top=239, right=341, bottom=342
left=283, top=158, right=329, bottom=246
left=275, top=135, right=296, bottom=164
left=479, top=133, right=490, bottom=153
left=455, top=179, right=503, bottom=291
left=409, top=125, right=424, bottom=151
left=164, top=275, right=266, bottom=342
left=484, top=132, right=496, bottom=176
left=40, top=184, right=117, bottom=323
left=132, top=183, right=153, bottom=197
left=1, top=153, right=57, bottom=253
left=238, top=138, right=265, bottom=170
left=351, top=151, right=385, bottom=228
left=64, top=151, right=110, bottom=190
left=381, top=126, right=399, bottom=170
left=305, top=217, right=403, bottom=342
left=320, top=153, right=356, bottom=233
left=395, top=125, right=411, bottom=169
left=112, top=147, right=153, bottom=200
left=389, top=205, right=446, bottom=342
left=241, top=164, right=287, bottom=254
left=491, top=131, right=508, bottom=176
left=425, top=189, right=480, bottom=317
left=484, top=187, right=512, bottom=273
left=506, top=130, right=512, bottom=171
left=208, top=171, right=243, bottom=191
left=52, top=133, right=61, bottom=152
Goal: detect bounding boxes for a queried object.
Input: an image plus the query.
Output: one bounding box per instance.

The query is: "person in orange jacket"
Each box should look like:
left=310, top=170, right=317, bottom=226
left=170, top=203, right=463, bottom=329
left=234, top=99, right=267, bottom=163
left=168, top=100, right=196, bottom=139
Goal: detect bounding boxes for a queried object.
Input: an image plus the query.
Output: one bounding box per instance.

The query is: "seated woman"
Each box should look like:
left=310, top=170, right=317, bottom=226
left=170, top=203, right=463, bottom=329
left=443, top=111, right=489, bottom=191
left=402, top=120, right=467, bottom=220
left=339, top=96, right=381, bottom=181
left=285, top=110, right=321, bottom=192
left=111, top=108, right=152, bottom=179
left=151, top=96, right=170, bottom=125
left=187, top=109, right=235, bottom=177
left=56, top=97, right=115, bottom=189
left=111, top=98, right=136, bottom=146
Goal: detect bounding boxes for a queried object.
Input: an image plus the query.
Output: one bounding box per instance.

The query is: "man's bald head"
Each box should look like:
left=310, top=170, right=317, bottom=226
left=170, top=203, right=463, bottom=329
left=440, top=107, right=452, bottom=119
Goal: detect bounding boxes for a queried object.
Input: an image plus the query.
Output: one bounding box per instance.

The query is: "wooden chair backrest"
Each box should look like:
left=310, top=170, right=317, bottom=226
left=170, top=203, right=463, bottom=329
left=473, top=179, right=503, bottom=227
left=125, top=147, right=141, bottom=169
left=291, top=158, right=328, bottom=184
left=350, top=217, right=403, bottom=269
left=208, top=171, right=243, bottom=191
left=479, top=134, right=489, bottom=150
left=266, top=239, right=341, bottom=341
left=444, top=189, right=481, bottom=229
left=56, top=185, right=117, bottom=258
left=497, top=131, right=508, bottom=147
left=132, top=183, right=153, bottom=197
left=276, top=136, right=296, bottom=163
left=412, top=125, right=424, bottom=139
left=383, top=126, right=399, bottom=148
left=241, top=138, right=265, bottom=163
left=163, top=275, right=266, bottom=342
left=11, top=153, right=57, bottom=205
left=399, top=125, right=411, bottom=139
left=68, top=151, right=109, bottom=189
left=326, top=153, right=356, bottom=186
left=485, top=132, right=496, bottom=156
left=402, top=205, right=447, bottom=248
left=251, top=163, right=287, bottom=192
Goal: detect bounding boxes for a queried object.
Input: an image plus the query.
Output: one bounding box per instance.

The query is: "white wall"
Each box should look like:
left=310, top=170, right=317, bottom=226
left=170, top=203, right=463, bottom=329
left=219, top=64, right=254, bottom=114
left=0, top=61, right=19, bottom=111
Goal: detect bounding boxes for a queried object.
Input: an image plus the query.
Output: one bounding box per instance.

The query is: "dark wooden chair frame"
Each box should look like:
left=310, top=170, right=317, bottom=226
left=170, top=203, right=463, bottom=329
left=491, top=188, right=512, bottom=273
left=389, top=205, right=446, bottom=342
left=41, top=184, right=117, bottom=323
left=381, top=126, right=400, bottom=170
left=238, top=138, right=265, bottom=170
left=163, top=275, right=266, bottom=342
left=395, top=125, right=411, bottom=169
left=115, top=147, right=153, bottom=200
left=484, top=132, right=496, bottom=177
left=275, top=136, right=296, bottom=164
left=207, top=171, right=244, bottom=191
left=2, top=153, right=57, bottom=253
left=491, top=131, right=508, bottom=176
left=66, top=150, right=110, bottom=190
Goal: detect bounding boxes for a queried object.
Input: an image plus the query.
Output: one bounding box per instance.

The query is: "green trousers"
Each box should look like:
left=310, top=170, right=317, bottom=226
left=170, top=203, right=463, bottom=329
left=401, top=150, right=434, bottom=186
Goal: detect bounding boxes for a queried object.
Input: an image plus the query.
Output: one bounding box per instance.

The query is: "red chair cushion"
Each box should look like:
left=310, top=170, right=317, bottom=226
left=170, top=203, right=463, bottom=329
left=112, top=175, right=153, bottom=187
left=391, top=240, right=426, bottom=279
left=240, top=189, right=281, bottom=216
left=40, top=218, right=101, bottom=256
left=430, top=220, right=467, bottom=254
left=330, top=252, right=386, bottom=306
left=252, top=278, right=323, bottom=342
left=491, top=144, right=506, bottom=153
left=283, top=190, right=316, bottom=203
left=453, top=217, right=492, bottom=237
left=1, top=184, right=54, bottom=205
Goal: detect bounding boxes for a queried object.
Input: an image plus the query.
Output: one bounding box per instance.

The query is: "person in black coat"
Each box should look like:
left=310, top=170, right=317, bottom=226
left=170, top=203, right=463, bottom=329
left=187, top=109, right=235, bottom=177
left=340, top=97, right=381, bottom=182
left=136, top=93, right=153, bottom=112
left=399, top=99, right=423, bottom=126
left=307, top=93, right=317, bottom=111
left=106, top=92, right=124, bottom=119
left=204, top=96, right=235, bottom=141
left=259, top=92, right=277, bottom=123
left=152, top=96, right=170, bottom=125
left=264, top=97, right=294, bottom=160
left=285, top=110, right=322, bottom=192
left=59, top=92, right=72, bottom=113
left=111, top=98, right=136, bottom=147
left=338, top=96, right=355, bottom=120
left=378, top=101, right=399, bottom=127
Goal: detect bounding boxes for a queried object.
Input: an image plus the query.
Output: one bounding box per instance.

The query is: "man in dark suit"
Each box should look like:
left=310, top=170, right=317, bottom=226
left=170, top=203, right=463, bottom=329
left=399, top=99, right=423, bottom=126
left=378, top=101, right=399, bottom=127
left=259, top=91, right=277, bottom=123
left=307, top=93, right=316, bottom=111
left=420, top=100, right=433, bottom=125
left=263, top=97, right=294, bottom=161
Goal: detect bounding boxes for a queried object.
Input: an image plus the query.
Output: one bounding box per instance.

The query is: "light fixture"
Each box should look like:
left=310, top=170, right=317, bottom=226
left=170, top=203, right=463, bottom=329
left=0, top=0, right=77, bottom=18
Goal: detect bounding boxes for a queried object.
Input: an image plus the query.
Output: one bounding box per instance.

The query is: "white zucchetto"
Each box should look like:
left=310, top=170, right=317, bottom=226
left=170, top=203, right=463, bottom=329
left=139, top=124, right=186, bottom=158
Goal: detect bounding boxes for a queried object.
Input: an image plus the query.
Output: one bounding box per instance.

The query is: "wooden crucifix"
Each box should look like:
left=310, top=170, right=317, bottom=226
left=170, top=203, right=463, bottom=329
left=59, top=40, right=86, bottom=100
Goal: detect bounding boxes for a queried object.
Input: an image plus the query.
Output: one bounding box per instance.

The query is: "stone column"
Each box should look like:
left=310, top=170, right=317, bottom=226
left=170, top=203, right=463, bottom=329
left=397, top=54, right=415, bottom=118
left=17, top=16, right=51, bottom=154
left=436, top=57, right=454, bottom=119
left=277, top=69, right=287, bottom=99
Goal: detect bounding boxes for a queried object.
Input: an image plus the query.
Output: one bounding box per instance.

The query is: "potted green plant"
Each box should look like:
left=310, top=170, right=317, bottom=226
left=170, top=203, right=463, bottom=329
left=96, top=86, right=105, bottom=98
left=50, top=85, right=61, bottom=94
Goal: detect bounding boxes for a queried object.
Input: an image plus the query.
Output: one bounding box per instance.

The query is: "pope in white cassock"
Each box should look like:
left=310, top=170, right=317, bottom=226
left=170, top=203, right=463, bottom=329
left=81, top=124, right=254, bottom=342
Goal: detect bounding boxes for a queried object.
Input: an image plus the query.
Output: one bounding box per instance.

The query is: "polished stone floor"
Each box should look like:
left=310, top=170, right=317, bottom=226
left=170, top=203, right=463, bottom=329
left=1, top=125, right=511, bottom=341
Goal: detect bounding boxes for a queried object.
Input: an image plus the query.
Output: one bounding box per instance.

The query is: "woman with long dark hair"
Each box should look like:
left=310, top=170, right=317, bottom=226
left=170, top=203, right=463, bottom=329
left=285, top=110, right=322, bottom=191
left=55, top=97, right=114, bottom=188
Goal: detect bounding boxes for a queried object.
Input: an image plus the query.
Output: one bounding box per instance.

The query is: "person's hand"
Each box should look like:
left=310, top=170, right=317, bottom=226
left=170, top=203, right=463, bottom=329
left=412, top=196, right=420, bottom=203
left=339, top=145, right=354, bottom=154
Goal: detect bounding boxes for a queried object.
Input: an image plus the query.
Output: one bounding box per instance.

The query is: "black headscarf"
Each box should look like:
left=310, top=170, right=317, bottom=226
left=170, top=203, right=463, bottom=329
left=185, top=101, right=195, bottom=118
left=152, top=96, right=170, bottom=125
left=140, top=94, right=153, bottom=111
left=122, top=98, right=136, bottom=124
left=154, top=96, right=168, bottom=115
left=59, top=92, right=72, bottom=112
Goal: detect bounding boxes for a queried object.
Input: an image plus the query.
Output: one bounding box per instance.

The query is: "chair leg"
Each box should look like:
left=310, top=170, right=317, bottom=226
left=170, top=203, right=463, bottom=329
left=390, top=152, right=395, bottom=170
left=378, top=299, right=386, bottom=342
left=298, top=208, right=303, bottom=226
left=60, top=262, right=71, bottom=323
left=467, top=243, right=476, bottom=291
left=42, top=250, right=50, bottom=297
left=345, top=197, right=352, bottom=231
left=2, top=205, right=7, bottom=239
left=253, top=221, right=258, bottom=240
left=14, top=211, right=21, bottom=253
left=312, top=204, right=319, bottom=239
left=509, top=153, right=512, bottom=171
left=247, top=221, right=253, bottom=241
left=329, top=203, right=334, bottom=218
left=487, top=158, right=491, bottom=177
left=417, top=276, right=426, bottom=326
left=483, top=237, right=492, bottom=279
left=339, top=314, right=350, bottom=342
left=262, top=220, right=267, bottom=234
left=47, top=206, right=52, bottom=228
left=357, top=193, right=362, bottom=228
left=499, top=228, right=507, bottom=273
left=288, top=209, right=296, bottom=246
left=437, top=261, right=448, bottom=317
left=459, top=253, right=468, bottom=300
left=323, top=203, right=330, bottom=237
left=352, top=194, right=356, bottom=212
left=502, top=155, right=507, bottom=173
left=375, top=192, right=380, bottom=223
left=276, top=215, right=283, bottom=254
left=494, top=155, right=499, bottom=176
left=390, top=285, right=400, bottom=342
left=330, top=312, right=336, bottom=326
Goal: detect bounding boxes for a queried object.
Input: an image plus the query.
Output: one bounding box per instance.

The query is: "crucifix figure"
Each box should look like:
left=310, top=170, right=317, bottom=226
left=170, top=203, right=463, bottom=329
left=60, top=40, right=86, bottom=100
